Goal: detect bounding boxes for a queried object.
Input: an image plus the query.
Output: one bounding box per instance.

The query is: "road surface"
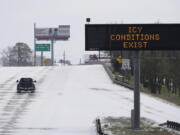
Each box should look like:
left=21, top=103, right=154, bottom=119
left=0, top=65, right=180, bottom=135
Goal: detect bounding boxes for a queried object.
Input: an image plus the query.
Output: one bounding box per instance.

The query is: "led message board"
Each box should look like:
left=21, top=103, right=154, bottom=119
left=85, top=24, right=180, bottom=50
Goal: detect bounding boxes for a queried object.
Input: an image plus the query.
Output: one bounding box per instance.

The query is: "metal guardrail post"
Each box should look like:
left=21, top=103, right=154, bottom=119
left=167, top=121, right=180, bottom=131
left=96, top=118, right=104, bottom=135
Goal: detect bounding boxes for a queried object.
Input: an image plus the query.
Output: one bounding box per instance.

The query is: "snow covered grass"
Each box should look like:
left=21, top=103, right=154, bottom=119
left=101, top=117, right=180, bottom=135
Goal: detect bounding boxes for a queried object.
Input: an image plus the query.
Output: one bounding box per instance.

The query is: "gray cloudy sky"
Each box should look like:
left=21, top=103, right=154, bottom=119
left=0, top=0, right=180, bottom=64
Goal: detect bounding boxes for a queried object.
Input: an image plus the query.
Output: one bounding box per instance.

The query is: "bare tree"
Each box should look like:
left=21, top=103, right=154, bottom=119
left=1, top=47, right=13, bottom=66
left=1, top=42, right=33, bottom=66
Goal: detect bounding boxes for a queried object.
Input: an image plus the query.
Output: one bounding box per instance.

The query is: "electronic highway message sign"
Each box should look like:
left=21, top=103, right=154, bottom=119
left=85, top=24, right=180, bottom=50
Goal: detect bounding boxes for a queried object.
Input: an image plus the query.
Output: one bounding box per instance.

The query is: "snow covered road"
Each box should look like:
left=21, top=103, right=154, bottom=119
left=0, top=65, right=180, bottom=135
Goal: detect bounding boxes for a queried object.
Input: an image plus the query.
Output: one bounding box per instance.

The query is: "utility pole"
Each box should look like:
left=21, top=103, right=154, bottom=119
left=41, top=51, right=43, bottom=66
left=99, top=50, right=101, bottom=61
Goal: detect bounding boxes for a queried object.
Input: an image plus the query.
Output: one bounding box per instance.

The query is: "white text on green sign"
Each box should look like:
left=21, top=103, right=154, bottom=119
left=35, top=44, right=50, bottom=51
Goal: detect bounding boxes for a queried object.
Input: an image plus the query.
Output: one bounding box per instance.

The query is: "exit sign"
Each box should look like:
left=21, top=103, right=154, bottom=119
left=35, top=44, right=50, bottom=51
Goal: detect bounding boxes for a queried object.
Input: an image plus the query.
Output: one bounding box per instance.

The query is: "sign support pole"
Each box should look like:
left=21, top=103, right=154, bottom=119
left=99, top=50, right=100, bottom=60
left=34, top=23, right=36, bottom=66
left=63, top=51, right=66, bottom=66
left=51, top=39, right=54, bottom=66
left=41, top=51, right=43, bottom=66
left=133, top=51, right=140, bottom=129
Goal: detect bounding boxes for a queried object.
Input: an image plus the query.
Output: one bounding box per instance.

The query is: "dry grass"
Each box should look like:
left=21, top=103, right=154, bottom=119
left=100, top=117, right=180, bottom=135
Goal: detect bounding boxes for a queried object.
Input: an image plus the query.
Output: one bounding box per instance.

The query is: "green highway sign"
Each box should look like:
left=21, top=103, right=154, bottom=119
left=35, top=44, right=50, bottom=51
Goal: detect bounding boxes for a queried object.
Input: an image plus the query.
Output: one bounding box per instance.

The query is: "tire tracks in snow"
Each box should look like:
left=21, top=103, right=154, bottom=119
left=0, top=67, right=54, bottom=135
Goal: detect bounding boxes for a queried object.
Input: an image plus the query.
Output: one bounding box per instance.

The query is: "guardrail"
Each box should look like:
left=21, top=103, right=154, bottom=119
left=167, top=121, right=180, bottom=131
left=96, top=118, right=104, bottom=135
left=102, top=64, right=133, bottom=90
left=159, top=121, right=180, bottom=131
left=95, top=118, right=109, bottom=135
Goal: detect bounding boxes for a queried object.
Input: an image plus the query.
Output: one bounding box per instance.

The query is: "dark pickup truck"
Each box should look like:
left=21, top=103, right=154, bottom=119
left=16, top=78, right=36, bottom=93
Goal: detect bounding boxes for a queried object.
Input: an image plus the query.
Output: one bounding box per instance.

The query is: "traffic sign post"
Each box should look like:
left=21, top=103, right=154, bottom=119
left=133, top=51, right=140, bottom=129
left=51, top=40, right=54, bottom=66
left=35, top=44, right=50, bottom=66
left=41, top=51, right=43, bottom=66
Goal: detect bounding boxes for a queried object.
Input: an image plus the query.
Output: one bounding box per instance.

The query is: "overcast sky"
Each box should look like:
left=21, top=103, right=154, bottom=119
left=0, top=0, right=180, bottom=64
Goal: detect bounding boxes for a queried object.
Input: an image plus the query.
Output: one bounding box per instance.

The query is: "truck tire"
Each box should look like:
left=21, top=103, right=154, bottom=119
left=17, top=85, right=21, bottom=93
left=31, top=89, right=35, bottom=93
left=17, top=89, right=21, bottom=93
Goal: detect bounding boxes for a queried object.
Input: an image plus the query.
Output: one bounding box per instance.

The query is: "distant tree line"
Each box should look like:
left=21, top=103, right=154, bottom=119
left=109, top=51, right=180, bottom=96
left=141, top=51, right=180, bottom=96
left=1, top=42, right=33, bottom=66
